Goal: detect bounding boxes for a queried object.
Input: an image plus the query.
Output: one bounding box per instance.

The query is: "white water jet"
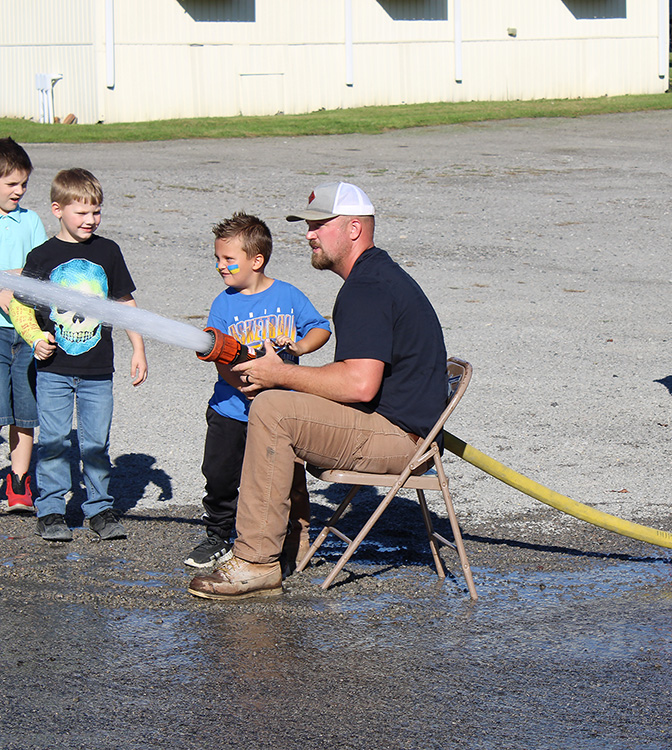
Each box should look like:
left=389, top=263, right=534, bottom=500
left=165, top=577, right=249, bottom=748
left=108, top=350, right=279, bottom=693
left=0, top=271, right=213, bottom=354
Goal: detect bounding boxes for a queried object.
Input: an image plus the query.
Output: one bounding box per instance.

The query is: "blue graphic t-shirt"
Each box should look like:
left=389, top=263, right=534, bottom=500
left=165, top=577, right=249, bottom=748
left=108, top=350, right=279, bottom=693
left=20, top=235, right=136, bottom=376
left=208, top=279, right=330, bottom=422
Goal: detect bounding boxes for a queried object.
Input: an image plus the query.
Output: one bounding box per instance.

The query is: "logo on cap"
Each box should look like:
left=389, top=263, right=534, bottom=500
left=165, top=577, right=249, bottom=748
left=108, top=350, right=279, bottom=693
left=308, top=191, right=316, bottom=205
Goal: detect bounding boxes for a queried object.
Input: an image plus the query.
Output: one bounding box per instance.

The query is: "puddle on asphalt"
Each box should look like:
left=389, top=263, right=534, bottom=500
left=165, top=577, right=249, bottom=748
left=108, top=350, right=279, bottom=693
left=298, top=558, right=672, bottom=653
left=474, top=559, right=671, bottom=601
left=306, top=557, right=670, bottom=606
left=30, top=553, right=668, bottom=714
left=104, top=610, right=202, bottom=671
left=319, top=536, right=406, bottom=555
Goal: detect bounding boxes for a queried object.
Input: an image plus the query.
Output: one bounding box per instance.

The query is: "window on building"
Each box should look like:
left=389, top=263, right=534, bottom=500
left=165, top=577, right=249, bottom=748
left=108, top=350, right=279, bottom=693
left=178, top=0, right=255, bottom=23
left=377, top=0, right=448, bottom=22
left=561, top=0, right=626, bottom=19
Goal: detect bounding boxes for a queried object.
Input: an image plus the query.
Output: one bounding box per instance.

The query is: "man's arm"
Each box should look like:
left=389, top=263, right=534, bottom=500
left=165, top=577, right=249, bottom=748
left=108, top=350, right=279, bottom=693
left=233, top=341, right=384, bottom=404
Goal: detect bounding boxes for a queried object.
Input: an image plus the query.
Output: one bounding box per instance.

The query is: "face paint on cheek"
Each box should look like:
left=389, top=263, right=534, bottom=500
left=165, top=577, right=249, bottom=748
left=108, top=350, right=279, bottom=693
left=227, top=264, right=240, bottom=274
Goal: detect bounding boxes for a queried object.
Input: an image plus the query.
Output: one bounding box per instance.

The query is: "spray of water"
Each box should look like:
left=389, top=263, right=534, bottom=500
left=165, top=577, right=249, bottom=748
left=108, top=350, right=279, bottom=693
left=0, top=270, right=213, bottom=354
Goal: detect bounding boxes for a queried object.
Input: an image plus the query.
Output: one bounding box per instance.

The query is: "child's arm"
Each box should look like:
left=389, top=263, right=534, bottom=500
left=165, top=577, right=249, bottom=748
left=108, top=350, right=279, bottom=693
left=8, top=298, right=56, bottom=360
left=0, top=269, right=21, bottom=314
left=117, top=295, right=148, bottom=386
left=215, top=361, right=250, bottom=394
left=0, top=288, right=13, bottom=314
left=273, top=327, right=331, bottom=357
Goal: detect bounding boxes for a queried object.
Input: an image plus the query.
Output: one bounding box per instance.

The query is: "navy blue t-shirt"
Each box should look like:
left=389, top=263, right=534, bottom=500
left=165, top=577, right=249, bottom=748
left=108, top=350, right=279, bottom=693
left=333, top=246, right=447, bottom=438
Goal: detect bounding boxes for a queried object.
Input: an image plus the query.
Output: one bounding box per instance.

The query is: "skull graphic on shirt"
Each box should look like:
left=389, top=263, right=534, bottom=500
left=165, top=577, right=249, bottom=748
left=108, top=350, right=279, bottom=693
left=49, top=259, right=108, bottom=356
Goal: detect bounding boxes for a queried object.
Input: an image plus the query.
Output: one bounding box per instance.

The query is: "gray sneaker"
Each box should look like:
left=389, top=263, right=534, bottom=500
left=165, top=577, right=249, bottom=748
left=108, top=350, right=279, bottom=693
left=89, top=509, right=127, bottom=540
left=184, top=532, right=232, bottom=568
left=36, top=513, right=73, bottom=542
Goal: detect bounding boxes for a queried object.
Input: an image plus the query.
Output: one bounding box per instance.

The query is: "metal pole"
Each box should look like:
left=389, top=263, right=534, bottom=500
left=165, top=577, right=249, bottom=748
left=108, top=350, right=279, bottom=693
left=659, top=0, right=669, bottom=80
left=345, top=0, right=354, bottom=86
left=106, top=0, right=115, bottom=89
left=454, top=0, right=463, bottom=83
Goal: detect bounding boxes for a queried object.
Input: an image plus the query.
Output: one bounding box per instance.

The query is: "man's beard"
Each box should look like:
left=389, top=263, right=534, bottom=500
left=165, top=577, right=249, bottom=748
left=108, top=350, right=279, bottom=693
left=310, top=250, right=333, bottom=270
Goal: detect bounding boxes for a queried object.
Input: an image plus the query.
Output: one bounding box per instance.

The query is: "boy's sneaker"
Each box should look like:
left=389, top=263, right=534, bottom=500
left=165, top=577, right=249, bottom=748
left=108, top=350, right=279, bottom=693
left=6, top=471, right=34, bottom=513
left=89, top=509, right=127, bottom=540
left=36, top=513, right=73, bottom=542
left=184, top=532, right=233, bottom=568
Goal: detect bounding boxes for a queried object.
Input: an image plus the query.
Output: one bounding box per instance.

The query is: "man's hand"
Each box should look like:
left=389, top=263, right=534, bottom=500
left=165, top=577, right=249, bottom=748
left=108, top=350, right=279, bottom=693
left=233, top=340, right=284, bottom=396
left=234, top=341, right=384, bottom=405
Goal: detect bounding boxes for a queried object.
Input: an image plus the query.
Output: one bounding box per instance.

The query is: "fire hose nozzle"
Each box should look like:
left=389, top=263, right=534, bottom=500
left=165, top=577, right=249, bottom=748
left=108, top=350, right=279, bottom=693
left=196, top=327, right=260, bottom=366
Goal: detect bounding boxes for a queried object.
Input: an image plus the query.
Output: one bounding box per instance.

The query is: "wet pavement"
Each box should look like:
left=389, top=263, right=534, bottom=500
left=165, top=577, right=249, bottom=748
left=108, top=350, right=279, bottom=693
left=1, top=503, right=670, bottom=750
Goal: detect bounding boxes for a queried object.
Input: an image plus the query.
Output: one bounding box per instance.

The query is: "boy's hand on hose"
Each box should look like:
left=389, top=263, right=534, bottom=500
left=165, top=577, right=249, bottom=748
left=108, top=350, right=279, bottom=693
left=0, top=288, right=14, bottom=314
left=272, top=335, right=301, bottom=356
left=33, top=333, right=56, bottom=361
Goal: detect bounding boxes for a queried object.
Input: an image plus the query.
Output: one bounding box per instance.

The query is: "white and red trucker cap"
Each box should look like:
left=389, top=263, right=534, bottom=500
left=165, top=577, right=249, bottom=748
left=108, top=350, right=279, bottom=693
left=286, top=182, right=375, bottom=222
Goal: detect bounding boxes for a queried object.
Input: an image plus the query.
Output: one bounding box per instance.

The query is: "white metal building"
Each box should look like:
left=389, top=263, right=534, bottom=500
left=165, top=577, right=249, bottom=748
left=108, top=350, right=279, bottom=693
left=1, top=0, right=669, bottom=125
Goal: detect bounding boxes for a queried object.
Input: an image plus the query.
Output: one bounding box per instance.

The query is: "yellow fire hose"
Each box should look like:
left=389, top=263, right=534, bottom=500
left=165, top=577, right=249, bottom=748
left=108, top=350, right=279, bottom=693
left=443, top=430, right=672, bottom=550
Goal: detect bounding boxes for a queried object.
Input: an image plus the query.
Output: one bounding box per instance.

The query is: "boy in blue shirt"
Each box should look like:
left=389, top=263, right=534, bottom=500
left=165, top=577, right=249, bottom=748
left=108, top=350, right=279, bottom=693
left=10, top=168, right=147, bottom=541
left=185, top=212, right=331, bottom=570
left=0, top=138, right=47, bottom=511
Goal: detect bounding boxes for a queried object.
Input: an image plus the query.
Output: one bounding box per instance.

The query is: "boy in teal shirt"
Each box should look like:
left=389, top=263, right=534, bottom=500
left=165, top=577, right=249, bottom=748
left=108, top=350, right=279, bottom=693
left=0, top=138, right=47, bottom=511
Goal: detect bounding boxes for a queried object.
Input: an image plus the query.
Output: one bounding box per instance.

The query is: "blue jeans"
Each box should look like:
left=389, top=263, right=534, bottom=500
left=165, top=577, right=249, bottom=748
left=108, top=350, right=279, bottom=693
left=0, top=327, right=38, bottom=428
left=35, top=371, right=114, bottom=519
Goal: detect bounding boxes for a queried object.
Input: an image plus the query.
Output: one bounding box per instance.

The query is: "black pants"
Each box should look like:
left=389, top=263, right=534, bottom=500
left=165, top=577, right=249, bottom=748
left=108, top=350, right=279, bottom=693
left=200, top=406, right=311, bottom=541
left=201, top=407, right=247, bottom=539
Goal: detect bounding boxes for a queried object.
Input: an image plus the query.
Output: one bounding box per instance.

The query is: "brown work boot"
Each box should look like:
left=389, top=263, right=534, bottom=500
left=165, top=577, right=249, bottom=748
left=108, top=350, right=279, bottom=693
left=187, top=556, right=282, bottom=601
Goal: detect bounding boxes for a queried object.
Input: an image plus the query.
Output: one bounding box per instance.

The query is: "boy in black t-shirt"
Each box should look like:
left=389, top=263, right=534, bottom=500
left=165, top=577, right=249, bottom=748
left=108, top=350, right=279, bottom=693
left=10, top=168, right=147, bottom=541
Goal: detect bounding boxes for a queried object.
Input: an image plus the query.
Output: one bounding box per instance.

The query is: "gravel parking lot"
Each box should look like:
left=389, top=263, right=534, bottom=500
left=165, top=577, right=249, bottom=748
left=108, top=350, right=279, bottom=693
left=1, top=112, right=670, bottom=749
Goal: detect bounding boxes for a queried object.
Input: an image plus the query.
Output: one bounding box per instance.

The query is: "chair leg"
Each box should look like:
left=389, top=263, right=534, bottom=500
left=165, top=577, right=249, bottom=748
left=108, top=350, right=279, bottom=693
left=296, top=485, right=360, bottom=573
left=320, top=480, right=407, bottom=590
left=434, top=459, right=478, bottom=600
left=416, top=488, right=446, bottom=580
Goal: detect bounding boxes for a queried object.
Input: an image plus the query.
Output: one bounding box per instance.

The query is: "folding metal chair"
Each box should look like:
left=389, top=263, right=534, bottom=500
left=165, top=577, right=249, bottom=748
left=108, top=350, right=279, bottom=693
left=298, top=357, right=477, bottom=600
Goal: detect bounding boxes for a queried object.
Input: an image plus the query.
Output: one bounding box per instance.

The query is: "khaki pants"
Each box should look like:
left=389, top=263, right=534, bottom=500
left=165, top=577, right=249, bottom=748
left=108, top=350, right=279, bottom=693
left=233, top=389, right=418, bottom=564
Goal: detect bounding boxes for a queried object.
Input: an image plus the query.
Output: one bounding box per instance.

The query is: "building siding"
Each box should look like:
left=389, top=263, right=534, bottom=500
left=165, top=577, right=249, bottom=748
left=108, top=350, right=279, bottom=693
left=0, top=0, right=667, bottom=124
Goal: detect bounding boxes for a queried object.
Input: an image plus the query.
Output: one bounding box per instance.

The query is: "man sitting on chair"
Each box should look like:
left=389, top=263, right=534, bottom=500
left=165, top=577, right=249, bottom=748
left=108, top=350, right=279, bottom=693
left=188, top=181, right=448, bottom=600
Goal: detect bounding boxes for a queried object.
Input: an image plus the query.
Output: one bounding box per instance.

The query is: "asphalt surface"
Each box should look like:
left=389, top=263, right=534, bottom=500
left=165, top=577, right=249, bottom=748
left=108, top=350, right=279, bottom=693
left=1, top=112, right=671, bottom=749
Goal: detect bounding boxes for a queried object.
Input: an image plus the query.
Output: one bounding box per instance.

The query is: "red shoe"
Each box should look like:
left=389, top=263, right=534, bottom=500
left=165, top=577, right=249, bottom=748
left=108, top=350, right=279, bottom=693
left=6, top=472, right=34, bottom=513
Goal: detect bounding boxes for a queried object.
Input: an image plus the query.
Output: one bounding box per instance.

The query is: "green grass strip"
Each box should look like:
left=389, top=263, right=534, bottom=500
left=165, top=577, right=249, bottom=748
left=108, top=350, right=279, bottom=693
left=2, top=93, right=671, bottom=143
